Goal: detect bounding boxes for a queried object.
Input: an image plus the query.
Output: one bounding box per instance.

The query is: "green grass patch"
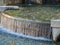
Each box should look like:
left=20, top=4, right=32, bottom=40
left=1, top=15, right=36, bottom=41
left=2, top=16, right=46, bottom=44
left=4, top=5, right=60, bottom=22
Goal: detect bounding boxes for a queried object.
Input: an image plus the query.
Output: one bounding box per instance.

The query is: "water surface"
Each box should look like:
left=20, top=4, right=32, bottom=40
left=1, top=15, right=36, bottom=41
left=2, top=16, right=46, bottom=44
left=0, top=30, right=59, bottom=45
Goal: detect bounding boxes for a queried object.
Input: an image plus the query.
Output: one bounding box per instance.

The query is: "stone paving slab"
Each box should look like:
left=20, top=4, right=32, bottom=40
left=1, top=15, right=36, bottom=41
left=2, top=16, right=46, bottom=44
left=0, top=6, right=19, bottom=12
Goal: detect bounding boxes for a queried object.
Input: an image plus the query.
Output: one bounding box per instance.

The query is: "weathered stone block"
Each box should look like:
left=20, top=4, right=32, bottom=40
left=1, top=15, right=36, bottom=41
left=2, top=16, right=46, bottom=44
left=51, top=19, right=60, bottom=41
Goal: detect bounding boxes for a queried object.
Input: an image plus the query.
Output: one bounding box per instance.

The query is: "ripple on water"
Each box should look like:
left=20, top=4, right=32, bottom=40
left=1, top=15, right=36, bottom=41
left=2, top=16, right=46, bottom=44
left=0, top=31, right=59, bottom=45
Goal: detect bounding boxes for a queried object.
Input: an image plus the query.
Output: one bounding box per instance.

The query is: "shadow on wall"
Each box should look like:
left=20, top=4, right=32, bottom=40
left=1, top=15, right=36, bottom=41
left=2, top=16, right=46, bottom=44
left=7, top=0, right=60, bottom=5
left=25, top=0, right=60, bottom=5
left=56, top=34, right=60, bottom=42
left=42, top=0, right=57, bottom=5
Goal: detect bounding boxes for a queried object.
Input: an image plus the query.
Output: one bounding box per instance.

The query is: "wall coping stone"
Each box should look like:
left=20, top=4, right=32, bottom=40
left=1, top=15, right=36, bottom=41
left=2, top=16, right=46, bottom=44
left=51, top=19, right=60, bottom=27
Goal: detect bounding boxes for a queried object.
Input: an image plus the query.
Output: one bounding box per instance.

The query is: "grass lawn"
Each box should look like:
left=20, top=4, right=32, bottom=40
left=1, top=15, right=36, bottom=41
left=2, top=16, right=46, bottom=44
left=4, top=5, right=60, bottom=22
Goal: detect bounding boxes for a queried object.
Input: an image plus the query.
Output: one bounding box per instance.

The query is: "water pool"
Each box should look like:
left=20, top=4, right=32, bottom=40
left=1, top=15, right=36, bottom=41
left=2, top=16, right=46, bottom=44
left=0, top=30, right=59, bottom=45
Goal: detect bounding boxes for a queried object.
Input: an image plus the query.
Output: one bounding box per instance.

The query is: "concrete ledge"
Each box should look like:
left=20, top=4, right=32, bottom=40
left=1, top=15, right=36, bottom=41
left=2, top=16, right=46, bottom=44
left=51, top=19, right=60, bottom=27
left=51, top=19, right=60, bottom=41
left=0, top=6, right=19, bottom=12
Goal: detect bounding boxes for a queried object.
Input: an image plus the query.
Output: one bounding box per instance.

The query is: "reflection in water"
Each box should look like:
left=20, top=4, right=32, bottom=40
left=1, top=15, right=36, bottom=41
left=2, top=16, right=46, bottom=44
left=0, top=30, right=59, bottom=45
left=55, top=42, right=60, bottom=45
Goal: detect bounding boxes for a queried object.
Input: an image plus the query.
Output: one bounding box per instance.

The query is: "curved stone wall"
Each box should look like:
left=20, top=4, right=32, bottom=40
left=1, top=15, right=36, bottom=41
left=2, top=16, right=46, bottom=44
left=1, top=13, right=51, bottom=39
